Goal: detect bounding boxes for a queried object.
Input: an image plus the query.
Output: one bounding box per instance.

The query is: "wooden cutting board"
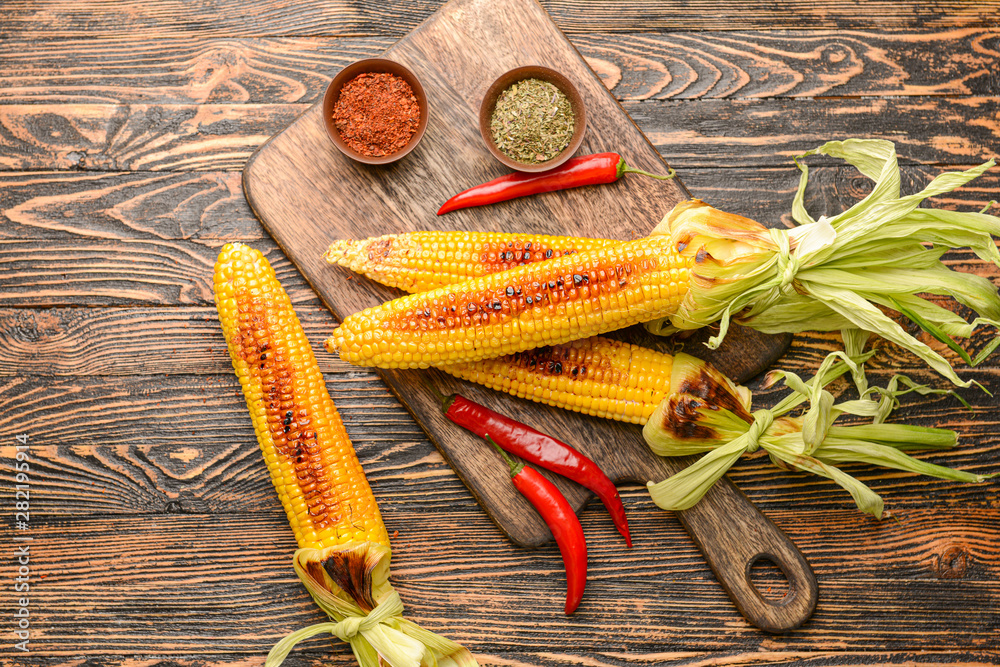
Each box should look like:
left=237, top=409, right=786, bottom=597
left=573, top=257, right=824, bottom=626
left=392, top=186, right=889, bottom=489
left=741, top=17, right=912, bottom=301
left=243, top=0, right=814, bottom=632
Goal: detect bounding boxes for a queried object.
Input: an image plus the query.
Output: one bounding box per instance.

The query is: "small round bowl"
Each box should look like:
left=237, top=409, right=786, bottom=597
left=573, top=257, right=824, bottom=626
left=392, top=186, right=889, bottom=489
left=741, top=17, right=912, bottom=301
left=322, top=58, right=428, bottom=165
left=479, top=65, right=587, bottom=173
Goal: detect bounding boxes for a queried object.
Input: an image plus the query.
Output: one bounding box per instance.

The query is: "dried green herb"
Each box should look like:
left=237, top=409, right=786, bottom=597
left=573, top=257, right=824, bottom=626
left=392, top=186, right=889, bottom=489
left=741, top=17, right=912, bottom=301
left=490, top=78, right=574, bottom=164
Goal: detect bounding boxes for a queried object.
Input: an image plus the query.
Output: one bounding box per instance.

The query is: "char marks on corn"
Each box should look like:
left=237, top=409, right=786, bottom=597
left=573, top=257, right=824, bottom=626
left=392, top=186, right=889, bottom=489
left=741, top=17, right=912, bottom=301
left=234, top=293, right=343, bottom=536
left=440, top=335, right=676, bottom=425
left=678, top=366, right=753, bottom=422
left=215, top=243, right=388, bottom=550
left=659, top=394, right=720, bottom=441
left=383, top=254, right=650, bottom=334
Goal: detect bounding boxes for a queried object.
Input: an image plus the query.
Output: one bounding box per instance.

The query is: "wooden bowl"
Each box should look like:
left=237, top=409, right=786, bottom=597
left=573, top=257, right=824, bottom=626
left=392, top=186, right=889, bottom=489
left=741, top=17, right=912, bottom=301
left=322, top=58, right=428, bottom=165
left=479, top=65, right=587, bottom=172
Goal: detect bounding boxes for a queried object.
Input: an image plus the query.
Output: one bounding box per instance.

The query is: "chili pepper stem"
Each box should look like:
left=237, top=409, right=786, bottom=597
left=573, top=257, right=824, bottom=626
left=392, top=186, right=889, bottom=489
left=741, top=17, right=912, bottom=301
left=440, top=391, right=632, bottom=547
left=486, top=435, right=524, bottom=477
left=437, top=153, right=676, bottom=215
left=485, top=435, right=587, bottom=615
left=617, top=158, right=676, bottom=181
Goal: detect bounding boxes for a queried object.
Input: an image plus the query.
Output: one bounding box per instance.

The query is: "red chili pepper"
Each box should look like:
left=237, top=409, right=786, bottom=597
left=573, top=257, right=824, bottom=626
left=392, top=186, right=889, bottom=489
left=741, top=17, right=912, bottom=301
left=486, top=436, right=587, bottom=615
left=437, top=391, right=631, bottom=547
left=437, top=152, right=676, bottom=215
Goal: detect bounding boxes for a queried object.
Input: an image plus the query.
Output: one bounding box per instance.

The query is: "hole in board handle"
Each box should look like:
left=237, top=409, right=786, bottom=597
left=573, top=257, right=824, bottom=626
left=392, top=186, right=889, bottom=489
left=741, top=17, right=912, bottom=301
left=747, top=554, right=792, bottom=603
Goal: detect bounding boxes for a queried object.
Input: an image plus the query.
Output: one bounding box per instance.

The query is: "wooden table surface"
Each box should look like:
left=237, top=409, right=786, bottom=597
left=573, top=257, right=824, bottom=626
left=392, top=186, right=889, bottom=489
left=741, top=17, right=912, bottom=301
left=2, top=2, right=999, bottom=666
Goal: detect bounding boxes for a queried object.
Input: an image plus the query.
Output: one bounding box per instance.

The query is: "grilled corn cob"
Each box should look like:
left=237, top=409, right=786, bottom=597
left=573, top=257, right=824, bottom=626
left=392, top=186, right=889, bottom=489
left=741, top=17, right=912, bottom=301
left=326, top=234, right=692, bottom=368
left=325, top=231, right=620, bottom=293
left=327, top=138, right=1000, bottom=388
left=324, top=230, right=720, bottom=424
left=214, top=243, right=476, bottom=667
left=440, top=336, right=674, bottom=425
left=644, top=350, right=995, bottom=517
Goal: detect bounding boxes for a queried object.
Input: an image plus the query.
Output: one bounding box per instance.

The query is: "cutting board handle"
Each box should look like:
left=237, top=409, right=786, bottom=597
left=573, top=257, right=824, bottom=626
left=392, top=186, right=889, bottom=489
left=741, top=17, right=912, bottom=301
left=677, top=476, right=818, bottom=633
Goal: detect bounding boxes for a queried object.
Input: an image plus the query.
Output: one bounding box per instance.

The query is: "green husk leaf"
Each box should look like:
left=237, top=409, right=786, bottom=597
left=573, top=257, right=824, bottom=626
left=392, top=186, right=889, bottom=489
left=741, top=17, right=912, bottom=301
left=267, top=545, right=478, bottom=667
left=825, top=424, right=958, bottom=450
left=643, top=351, right=994, bottom=516
left=884, top=292, right=987, bottom=340
left=730, top=294, right=854, bottom=333
left=886, top=294, right=973, bottom=366
left=801, top=388, right=835, bottom=453
left=973, top=336, right=1000, bottom=367
left=814, top=440, right=996, bottom=483
left=863, top=371, right=973, bottom=424
left=652, top=138, right=1000, bottom=386
left=804, top=283, right=972, bottom=386
left=841, top=329, right=871, bottom=395
left=646, top=437, right=749, bottom=511
left=764, top=350, right=873, bottom=416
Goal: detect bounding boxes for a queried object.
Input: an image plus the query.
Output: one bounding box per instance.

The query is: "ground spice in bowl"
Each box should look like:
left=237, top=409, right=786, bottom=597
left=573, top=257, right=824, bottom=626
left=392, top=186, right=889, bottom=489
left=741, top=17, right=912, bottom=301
left=490, top=78, right=575, bottom=164
left=332, top=72, right=421, bottom=158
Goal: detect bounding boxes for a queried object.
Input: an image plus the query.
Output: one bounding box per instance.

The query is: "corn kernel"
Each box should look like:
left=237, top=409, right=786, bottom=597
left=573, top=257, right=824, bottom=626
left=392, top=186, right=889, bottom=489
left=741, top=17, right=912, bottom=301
left=214, top=243, right=390, bottom=551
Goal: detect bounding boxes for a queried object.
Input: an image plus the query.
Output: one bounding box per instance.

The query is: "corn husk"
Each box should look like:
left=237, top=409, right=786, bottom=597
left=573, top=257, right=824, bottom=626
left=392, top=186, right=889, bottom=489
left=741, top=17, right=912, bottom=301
left=266, top=544, right=477, bottom=667
left=647, top=139, right=1000, bottom=387
left=643, top=352, right=996, bottom=518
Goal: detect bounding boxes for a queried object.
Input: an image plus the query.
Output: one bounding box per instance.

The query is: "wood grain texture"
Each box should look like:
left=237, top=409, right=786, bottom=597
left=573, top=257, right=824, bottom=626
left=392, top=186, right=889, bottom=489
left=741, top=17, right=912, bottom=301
left=631, top=96, right=1000, bottom=167
left=0, top=103, right=304, bottom=172
left=1, top=369, right=995, bottom=514
left=6, top=304, right=1000, bottom=381
left=0, top=237, right=326, bottom=307
left=580, top=29, right=1000, bottom=100
left=0, top=171, right=255, bottom=240
left=1, top=512, right=997, bottom=654
left=3, top=166, right=996, bottom=243
left=3, top=653, right=1000, bottom=667
left=240, top=0, right=820, bottom=632
left=0, top=37, right=394, bottom=105
left=2, top=31, right=997, bottom=105
left=2, top=0, right=1000, bottom=661
left=2, top=1, right=999, bottom=39
left=2, top=96, right=998, bottom=172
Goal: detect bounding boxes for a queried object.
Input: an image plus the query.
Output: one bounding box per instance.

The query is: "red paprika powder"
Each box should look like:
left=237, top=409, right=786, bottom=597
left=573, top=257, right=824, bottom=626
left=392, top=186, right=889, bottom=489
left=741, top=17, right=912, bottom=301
left=332, top=72, right=420, bottom=157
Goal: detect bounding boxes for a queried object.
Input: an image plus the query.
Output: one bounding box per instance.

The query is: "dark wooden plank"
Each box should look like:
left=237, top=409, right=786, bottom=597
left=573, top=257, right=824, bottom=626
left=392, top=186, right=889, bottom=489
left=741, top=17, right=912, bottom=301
left=4, top=652, right=1000, bottom=666
left=2, top=97, right=998, bottom=172
left=630, top=96, right=1000, bottom=168
left=0, top=238, right=324, bottom=307
left=6, top=303, right=1000, bottom=380
left=2, top=0, right=999, bottom=39
left=2, top=515, right=998, bottom=655
left=2, top=166, right=997, bottom=243
left=581, top=29, right=1000, bottom=100
left=1, top=369, right=995, bottom=515
left=0, top=171, right=256, bottom=241
left=2, top=31, right=997, bottom=105
left=0, top=103, right=305, bottom=172
left=0, top=37, right=392, bottom=105
left=505, top=652, right=1000, bottom=667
